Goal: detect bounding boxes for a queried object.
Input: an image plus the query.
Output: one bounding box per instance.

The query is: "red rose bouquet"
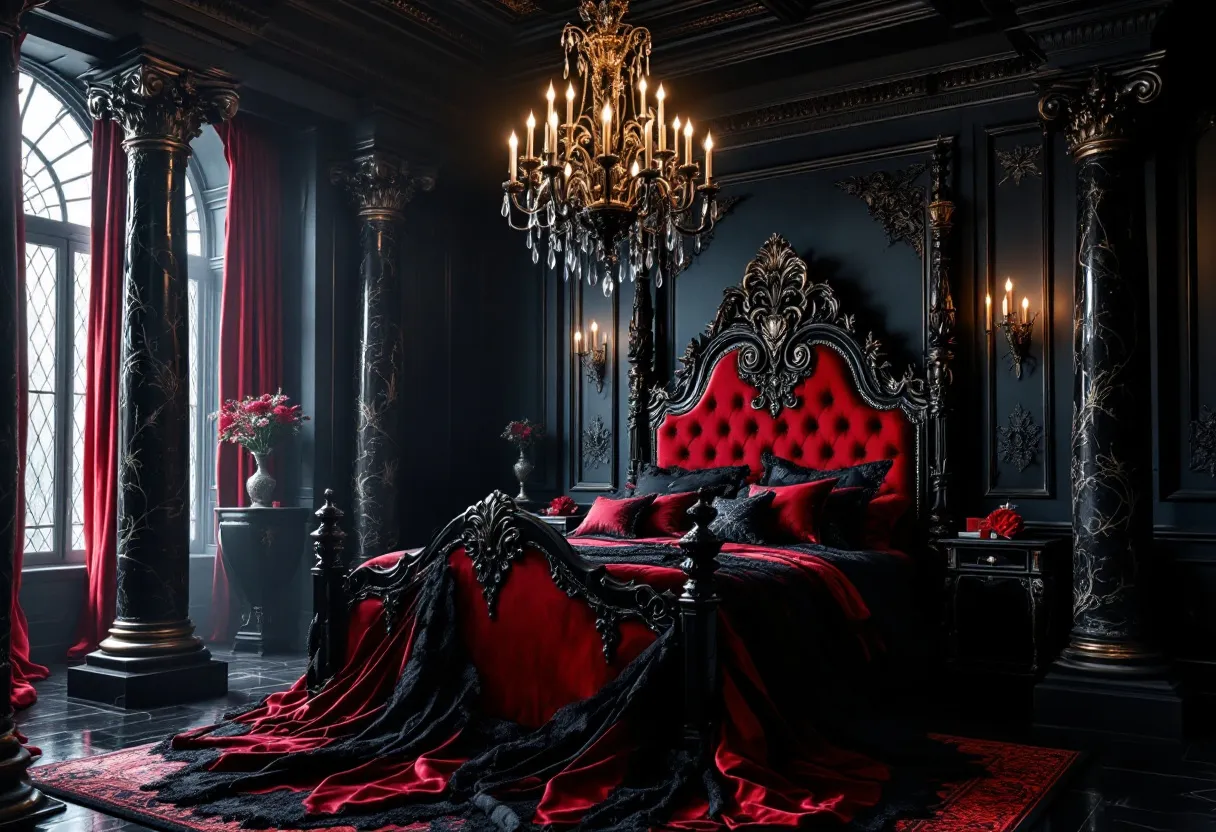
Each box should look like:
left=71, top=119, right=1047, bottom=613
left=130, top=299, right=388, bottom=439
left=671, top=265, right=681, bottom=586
left=979, top=506, right=1024, bottom=539
left=214, top=391, right=310, bottom=455
left=502, top=418, right=546, bottom=451
left=546, top=496, right=579, bottom=517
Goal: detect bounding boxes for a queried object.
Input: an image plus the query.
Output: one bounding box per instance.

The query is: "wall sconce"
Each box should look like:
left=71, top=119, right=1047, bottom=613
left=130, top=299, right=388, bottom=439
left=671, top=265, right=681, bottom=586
left=573, top=320, right=608, bottom=393
left=986, top=277, right=1036, bottom=379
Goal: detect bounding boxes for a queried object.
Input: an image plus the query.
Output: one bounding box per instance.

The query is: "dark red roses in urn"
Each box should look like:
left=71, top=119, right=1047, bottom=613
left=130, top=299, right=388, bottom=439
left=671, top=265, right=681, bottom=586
left=546, top=496, right=579, bottom=517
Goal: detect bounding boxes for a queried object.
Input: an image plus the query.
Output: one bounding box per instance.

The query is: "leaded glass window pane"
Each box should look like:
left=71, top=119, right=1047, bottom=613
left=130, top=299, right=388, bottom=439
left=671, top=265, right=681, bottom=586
left=186, top=177, right=202, bottom=257
left=19, top=70, right=91, bottom=226
left=189, top=278, right=200, bottom=540
left=24, top=243, right=58, bottom=554
left=71, top=251, right=90, bottom=551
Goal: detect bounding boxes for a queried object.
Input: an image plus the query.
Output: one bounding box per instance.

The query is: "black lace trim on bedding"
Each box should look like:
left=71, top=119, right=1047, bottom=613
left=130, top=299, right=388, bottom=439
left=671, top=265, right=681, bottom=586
left=144, top=546, right=980, bottom=832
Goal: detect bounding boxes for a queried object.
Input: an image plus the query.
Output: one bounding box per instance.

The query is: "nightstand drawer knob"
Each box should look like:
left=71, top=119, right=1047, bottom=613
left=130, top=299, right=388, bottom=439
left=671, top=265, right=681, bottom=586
left=985, top=555, right=997, bottom=565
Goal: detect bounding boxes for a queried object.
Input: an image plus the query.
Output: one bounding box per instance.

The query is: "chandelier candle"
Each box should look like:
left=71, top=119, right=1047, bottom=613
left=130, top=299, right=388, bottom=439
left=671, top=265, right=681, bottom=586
left=501, top=0, right=720, bottom=294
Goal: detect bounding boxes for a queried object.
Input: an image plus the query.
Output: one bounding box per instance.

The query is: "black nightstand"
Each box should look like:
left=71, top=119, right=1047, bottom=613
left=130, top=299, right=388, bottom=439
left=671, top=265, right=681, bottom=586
left=534, top=513, right=585, bottom=534
left=942, top=536, right=1070, bottom=677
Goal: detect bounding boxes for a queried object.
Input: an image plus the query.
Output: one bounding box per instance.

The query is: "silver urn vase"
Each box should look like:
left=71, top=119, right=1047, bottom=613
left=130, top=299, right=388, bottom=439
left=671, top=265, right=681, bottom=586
left=246, top=451, right=276, bottom=508
left=513, top=448, right=534, bottom=503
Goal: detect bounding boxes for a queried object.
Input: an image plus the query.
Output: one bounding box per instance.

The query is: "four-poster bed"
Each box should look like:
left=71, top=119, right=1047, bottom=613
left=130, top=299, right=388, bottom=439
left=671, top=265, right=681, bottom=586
left=30, top=139, right=965, bottom=832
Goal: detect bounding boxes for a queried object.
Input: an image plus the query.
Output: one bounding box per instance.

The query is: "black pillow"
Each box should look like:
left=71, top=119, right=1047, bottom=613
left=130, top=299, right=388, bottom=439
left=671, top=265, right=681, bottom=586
left=760, top=452, right=893, bottom=496
left=818, top=487, right=872, bottom=550
left=709, top=490, right=776, bottom=545
left=634, top=463, right=751, bottom=498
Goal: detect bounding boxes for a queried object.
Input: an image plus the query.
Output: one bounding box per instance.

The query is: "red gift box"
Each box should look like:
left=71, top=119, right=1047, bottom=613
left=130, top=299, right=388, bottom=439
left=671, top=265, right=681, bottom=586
left=966, top=517, right=983, bottom=532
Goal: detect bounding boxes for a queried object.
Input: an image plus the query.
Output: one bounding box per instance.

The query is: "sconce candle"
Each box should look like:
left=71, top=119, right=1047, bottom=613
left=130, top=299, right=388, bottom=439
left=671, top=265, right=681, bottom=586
left=988, top=278, right=1037, bottom=380
left=574, top=320, right=609, bottom=393
left=657, top=84, right=666, bottom=150
left=526, top=112, right=536, bottom=159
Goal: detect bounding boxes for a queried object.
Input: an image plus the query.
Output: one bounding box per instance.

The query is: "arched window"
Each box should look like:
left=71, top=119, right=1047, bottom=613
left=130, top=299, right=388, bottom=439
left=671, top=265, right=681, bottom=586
left=19, top=64, right=218, bottom=564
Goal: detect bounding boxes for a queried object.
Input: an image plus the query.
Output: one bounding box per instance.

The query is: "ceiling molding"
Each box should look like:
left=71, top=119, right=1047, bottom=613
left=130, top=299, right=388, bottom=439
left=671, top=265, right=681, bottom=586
left=712, top=53, right=1040, bottom=145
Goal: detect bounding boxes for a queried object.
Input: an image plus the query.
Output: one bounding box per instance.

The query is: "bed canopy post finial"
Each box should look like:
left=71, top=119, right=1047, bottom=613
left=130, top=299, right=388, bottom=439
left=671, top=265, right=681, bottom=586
left=308, top=489, right=350, bottom=694
left=628, top=264, right=656, bottom=483
left=677, top=489, right=723, bottom=761
left=926, top=136, right=957, bottom=541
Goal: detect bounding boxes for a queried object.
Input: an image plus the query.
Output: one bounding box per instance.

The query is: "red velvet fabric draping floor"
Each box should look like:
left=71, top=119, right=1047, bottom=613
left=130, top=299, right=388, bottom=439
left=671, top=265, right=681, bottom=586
left=31, top=736, right=1080, bottom=832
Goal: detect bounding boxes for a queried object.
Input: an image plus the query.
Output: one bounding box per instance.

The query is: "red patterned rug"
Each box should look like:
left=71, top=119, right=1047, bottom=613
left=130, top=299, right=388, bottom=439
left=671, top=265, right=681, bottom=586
left=32, top=735, right=1080, bottom=832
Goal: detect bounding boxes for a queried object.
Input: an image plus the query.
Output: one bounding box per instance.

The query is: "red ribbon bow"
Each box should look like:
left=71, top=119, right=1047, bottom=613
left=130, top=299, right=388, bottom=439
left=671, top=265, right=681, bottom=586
left=547, top=496, right=579, bottom=517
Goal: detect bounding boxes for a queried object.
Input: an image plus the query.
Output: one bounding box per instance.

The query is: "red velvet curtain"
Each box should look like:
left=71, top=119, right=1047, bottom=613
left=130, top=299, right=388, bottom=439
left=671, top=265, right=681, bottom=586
left=209, top=117, right=283, bottom=641
left=8, top=38, right=51, bottom=708
left=68, top=121, right=126, bottom=660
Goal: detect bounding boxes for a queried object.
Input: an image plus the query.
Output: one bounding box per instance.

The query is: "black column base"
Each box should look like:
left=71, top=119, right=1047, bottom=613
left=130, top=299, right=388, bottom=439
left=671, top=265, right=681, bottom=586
left=1034, top=662, right=1185, bottom=744
left=67, top=648, right=228, bottom=709
left=0, top=794, right=66, bottom=829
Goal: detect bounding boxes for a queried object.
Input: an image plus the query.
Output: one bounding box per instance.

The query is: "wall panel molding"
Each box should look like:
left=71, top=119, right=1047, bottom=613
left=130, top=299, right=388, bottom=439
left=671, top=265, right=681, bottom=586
left=982, top=122, right=1054, bottom=499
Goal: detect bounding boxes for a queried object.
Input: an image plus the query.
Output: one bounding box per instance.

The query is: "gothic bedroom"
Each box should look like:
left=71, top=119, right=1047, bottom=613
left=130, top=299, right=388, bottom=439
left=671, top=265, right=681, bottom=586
left=0, top=1, right=1212, bottom=831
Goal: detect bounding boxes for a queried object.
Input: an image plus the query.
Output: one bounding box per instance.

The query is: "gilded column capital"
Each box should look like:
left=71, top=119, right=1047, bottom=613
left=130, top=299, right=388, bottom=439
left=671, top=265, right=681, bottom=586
left=87, top=57, right=239, bottom=153
left=331, top=151, right=436, bottom=221
left=1039, top=64, right=1162, bottom=161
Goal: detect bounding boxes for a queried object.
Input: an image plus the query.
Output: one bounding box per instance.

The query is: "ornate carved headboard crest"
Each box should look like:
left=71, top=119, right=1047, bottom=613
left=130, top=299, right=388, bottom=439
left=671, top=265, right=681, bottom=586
left=654, top=234, right=929, bottom=425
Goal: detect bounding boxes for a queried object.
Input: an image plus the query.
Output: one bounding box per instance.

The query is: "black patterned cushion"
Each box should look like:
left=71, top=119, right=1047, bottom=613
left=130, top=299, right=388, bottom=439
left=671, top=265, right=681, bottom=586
left=709, top=491, right=776, bottom=545
left=634, top=463, right=751, bottom=498
left=818, top=487, right=871, bottom=550
left=760, top=452, right=893, bottom=496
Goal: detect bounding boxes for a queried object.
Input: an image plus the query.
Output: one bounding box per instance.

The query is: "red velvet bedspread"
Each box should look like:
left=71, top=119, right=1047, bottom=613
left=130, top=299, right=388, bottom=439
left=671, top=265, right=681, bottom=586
left=160, top=539, right=928, bottom=830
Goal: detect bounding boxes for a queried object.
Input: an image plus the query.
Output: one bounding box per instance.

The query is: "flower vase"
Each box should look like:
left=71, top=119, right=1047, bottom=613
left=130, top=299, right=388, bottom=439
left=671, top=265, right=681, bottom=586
left=246, top=452, right=276, bottom=508
left=513, top=448, right=534, bottom=504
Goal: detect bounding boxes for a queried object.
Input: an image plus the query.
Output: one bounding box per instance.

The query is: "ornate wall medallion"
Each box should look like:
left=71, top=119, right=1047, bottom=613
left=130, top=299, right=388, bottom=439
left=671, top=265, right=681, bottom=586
left=997, top=403, right=1044, bottom=473
left=582, top=415, right=612, bottom=470
left=836, top=162, right=927, bottom=257
left=996, top=145, right=1042, bottom=186
left=1190, top=406, right=1216, bottom=478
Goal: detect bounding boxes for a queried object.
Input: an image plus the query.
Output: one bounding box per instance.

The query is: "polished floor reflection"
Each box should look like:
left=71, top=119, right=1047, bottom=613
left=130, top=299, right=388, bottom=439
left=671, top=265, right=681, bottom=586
left=17, top=657, right=1216, bottom=832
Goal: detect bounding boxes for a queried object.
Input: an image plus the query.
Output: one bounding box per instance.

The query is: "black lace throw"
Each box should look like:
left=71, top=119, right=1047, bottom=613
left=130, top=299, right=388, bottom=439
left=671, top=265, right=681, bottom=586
left=143, top=543, right=979, bottom=832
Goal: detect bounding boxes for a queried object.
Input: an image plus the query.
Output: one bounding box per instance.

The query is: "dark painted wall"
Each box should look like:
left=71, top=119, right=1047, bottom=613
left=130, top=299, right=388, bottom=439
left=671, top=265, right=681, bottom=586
left=516, top=83, right=1216, bottom=694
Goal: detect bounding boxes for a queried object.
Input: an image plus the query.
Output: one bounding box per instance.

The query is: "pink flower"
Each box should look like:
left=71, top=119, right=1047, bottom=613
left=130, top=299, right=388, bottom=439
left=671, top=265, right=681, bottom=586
left=218, top=412, right=236, bottom=433
left=273, top=404, right=298, bottom=425
left=244, top=399, right=273, bottom=415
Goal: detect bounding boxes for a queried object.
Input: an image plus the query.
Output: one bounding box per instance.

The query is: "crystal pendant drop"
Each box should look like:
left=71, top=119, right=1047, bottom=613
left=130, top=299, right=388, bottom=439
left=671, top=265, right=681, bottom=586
left=695, top=234, right=702, bottom=254
left=655, top=262, right=663, bottom=289
left=645, top=247, right=654, bottom=269
left=603, top=273, right=614, bottom=296
left=501, top=193, right=510, bottom=218
left=526, top=232, right=533, bottom=250
left=548, top=246, right=557, bottom=270
left=532, top=246, right=539, bottom=264
left=666, top=222, right=675, bottom=251
left=675, top=241, right=686, bottom=269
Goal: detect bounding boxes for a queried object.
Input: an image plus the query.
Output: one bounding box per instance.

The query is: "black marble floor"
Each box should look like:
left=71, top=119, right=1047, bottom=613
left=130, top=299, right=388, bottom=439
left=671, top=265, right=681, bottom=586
left=16, top=658, right=1216, bottom=832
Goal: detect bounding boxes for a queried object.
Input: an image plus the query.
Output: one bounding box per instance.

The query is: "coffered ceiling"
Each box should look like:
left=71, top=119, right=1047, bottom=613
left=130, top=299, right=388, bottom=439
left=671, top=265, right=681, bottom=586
left=24, top=0, right=1163, bottom=162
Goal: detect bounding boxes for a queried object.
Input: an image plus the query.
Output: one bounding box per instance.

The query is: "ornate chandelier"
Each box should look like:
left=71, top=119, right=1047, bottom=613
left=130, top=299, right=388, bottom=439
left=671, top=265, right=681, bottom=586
left=501, top=0, right=720, bottom=295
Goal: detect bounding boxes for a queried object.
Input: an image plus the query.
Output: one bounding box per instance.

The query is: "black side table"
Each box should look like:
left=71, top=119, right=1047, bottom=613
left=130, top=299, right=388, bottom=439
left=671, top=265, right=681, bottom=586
left=534, top=513, right=586, bottom=535
left=216, top=506, right=312, bottom=654
left=942, top=536, right=1070, bottom=677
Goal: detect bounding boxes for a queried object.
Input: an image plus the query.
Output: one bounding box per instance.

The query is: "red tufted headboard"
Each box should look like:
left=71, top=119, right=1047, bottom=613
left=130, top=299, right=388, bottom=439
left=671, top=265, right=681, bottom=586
left=656, top=348, right=915, bottom=501
left=647, top=234, right=930, bottom=516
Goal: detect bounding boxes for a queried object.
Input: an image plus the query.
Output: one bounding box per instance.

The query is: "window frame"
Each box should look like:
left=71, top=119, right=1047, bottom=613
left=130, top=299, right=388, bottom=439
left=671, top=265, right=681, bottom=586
left=21, top=216, right=89, bottom=568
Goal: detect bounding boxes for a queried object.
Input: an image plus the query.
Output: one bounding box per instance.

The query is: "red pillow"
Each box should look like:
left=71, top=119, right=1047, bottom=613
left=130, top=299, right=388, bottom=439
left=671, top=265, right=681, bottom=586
left=862, top=493, right=910, bottom=550
left=572, top=494, right=656, bottom=539
left=639, top=491, right=700, bottom=537
left=748, top=478, right=838, bottom=544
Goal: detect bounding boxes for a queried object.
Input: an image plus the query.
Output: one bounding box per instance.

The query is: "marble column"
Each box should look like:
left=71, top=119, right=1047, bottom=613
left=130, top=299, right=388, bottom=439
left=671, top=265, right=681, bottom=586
left=1035, top=64, right=1182, bottom=736
left=1, top=1, right=64, bottom=823
left=67, top=57, right=237, bottom=707
left=627, top=266, right=654, bottom=484
left=332, top=152, right=432, bottom=561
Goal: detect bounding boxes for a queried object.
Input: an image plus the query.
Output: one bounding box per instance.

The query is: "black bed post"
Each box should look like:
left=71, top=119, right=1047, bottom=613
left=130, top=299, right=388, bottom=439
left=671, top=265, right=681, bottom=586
left=678, top=490, right=723, bottom=761
left=926, top=137, right=957, bottom=541
left=627, top=264, right=656, bottom=484
left=307, top=490, right=349, bottom=694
